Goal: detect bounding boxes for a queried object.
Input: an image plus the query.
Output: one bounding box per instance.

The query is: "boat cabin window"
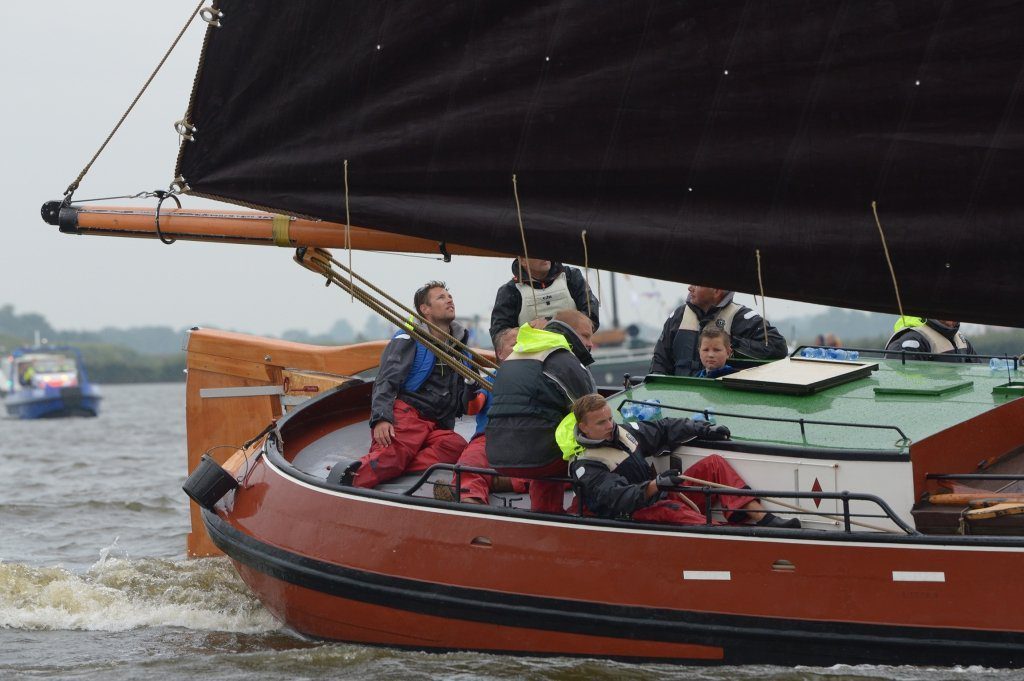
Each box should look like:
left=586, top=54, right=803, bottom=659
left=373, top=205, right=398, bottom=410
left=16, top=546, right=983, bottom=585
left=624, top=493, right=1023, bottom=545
left=15, top=355, right=79, bottom=388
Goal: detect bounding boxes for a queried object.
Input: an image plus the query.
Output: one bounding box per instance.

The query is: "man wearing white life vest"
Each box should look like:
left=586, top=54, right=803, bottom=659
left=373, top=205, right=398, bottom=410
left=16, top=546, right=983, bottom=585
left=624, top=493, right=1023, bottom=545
left=561, top=394, right=801, bottom=528
left=341, top=281, right=471, bottom=488
left=650, top=285, right=787, bottom=376
left=489, top=257, right=600, bottom=345
left=885, top=317, right=980, bottom=363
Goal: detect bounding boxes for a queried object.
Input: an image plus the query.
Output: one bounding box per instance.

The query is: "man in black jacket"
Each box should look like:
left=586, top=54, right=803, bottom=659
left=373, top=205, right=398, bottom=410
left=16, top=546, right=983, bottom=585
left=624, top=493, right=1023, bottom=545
left=486, top=309, right=596, bottom=512
left=650, top=285, right=787, bottom=376
left=489, top=257, right=600, bottom=345
left=566, top=394, right=801, bottom=528
left=344, top=281, right=471, bottom=488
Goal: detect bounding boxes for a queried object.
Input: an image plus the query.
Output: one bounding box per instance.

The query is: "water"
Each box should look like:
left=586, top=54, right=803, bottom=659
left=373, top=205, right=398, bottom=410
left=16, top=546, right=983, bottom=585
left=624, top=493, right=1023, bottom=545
left=1, top=384, right=1021, bottom=680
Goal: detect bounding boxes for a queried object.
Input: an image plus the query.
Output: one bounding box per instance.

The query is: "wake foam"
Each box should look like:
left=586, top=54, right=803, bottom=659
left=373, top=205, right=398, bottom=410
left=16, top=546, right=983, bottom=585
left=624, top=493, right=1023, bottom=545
left=0, top=555, right=279, bottom=633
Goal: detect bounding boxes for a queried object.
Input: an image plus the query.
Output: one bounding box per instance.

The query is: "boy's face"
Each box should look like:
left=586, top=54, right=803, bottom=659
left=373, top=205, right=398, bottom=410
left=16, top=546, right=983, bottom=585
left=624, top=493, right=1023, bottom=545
left=699, top=337, right=732, bottom=371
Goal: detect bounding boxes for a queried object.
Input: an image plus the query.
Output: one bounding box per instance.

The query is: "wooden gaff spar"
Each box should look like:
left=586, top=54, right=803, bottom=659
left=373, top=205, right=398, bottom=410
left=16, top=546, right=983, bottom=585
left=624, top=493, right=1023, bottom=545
left=40, top=202, right=507, bottom=257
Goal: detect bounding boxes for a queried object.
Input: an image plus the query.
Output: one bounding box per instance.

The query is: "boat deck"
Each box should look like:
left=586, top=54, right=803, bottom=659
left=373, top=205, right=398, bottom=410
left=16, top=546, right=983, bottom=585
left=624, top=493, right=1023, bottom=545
left=615, top=356, right=1022, bottom=452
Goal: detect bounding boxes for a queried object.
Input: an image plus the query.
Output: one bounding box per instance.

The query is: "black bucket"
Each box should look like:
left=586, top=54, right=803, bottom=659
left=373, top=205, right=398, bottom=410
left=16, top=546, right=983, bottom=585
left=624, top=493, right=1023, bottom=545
left=183, top=454, right=240, bottom=511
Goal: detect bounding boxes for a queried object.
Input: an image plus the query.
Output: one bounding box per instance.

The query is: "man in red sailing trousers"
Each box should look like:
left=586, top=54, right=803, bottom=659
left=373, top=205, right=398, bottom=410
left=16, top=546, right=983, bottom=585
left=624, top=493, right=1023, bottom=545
left=565, top=393, right=801, bottom=528
left=341, top=281, right=471, bottom=488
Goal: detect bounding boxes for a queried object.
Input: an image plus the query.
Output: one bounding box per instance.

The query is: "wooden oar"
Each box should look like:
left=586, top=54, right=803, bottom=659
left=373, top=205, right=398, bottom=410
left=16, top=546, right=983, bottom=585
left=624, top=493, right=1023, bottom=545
left=926, top=493, right=1024, bottom=506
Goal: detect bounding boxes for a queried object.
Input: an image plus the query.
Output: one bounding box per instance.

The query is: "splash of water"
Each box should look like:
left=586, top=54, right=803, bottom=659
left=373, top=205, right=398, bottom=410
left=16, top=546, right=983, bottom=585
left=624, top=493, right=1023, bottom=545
left=0, top=556, right=279, bottom=633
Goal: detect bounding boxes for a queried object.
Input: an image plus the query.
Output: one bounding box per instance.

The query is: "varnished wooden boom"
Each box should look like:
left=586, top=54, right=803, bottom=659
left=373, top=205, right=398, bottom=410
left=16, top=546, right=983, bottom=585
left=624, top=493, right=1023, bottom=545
left=51, top=204, right=507, bottom=257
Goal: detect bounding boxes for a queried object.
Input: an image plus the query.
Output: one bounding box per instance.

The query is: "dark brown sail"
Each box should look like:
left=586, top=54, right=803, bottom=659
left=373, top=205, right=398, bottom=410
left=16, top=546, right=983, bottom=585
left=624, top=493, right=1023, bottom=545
left=177, top=1, right=1024, bottom=326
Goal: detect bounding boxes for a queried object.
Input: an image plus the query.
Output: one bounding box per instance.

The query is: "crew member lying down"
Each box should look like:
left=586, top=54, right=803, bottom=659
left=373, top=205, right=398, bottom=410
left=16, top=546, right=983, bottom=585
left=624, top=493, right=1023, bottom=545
left=561, top=394, right=801, bottom=528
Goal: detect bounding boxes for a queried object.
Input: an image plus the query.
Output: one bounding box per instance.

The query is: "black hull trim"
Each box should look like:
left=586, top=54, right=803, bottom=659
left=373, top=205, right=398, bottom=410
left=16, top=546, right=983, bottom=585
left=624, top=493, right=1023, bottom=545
left=205, top=510, right=1024, bottom=667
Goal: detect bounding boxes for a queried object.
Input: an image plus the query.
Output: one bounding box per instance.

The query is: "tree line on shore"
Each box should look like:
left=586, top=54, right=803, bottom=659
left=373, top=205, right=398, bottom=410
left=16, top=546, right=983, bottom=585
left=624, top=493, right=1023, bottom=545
left=3, top=305, right=1021, bottom=385
left=0, top=305, right=396, bottom=384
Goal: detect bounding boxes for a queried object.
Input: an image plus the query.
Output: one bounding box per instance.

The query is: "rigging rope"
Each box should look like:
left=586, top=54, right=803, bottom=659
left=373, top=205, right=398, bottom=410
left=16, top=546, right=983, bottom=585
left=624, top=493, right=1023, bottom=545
left=317, top=249, right=497, bottom=371
left=511, top=175, right=539, bottom=314
left=295, top=248, right=497, bottom=389
left=871, top=201, right=906, bottom=320
left=343, top=160, right=353, bottom=302
left=755, top=249, right=768, bottom=345
left=580, top=230, right=592, bottom=321
left=63, top=0, right=206, bottom=199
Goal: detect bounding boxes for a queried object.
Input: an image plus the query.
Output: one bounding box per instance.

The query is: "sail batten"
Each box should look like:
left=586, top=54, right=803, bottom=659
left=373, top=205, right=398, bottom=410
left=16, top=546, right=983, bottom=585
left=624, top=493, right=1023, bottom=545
left=175, top=0, right=1024, bottom=326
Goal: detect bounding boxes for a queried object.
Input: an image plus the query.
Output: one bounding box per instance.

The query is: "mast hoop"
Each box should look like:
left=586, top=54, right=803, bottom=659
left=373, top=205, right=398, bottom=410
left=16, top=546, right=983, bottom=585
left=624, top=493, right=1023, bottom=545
left=154, top=190, right=182, bottom=245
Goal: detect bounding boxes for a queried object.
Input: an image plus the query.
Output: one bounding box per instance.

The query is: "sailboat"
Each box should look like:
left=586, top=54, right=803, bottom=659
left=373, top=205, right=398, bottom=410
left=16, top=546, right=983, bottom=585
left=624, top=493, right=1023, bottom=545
left=42, top=1, right=1024, bottom=666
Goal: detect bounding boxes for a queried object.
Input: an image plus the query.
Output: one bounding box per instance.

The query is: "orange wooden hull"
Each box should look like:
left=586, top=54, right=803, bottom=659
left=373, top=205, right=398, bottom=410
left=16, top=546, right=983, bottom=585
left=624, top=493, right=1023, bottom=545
left=197, top=384, right=1024, bottom=666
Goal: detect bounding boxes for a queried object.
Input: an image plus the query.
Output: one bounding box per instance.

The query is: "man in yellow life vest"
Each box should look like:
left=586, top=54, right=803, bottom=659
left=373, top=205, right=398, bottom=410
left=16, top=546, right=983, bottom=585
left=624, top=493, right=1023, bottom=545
left=560, top=393, right=801, bottom=528
left=885, top=317, right=980, bottom=363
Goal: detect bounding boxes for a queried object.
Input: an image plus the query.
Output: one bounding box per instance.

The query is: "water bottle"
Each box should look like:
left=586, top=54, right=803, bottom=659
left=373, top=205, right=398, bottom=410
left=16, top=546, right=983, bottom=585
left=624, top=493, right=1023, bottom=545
left=638, top=399, right=662, bottom=421
left=621, top=402, right=641, bottom=421
left=691, top=408, right=716, bottom=425
left=802, top=347, right=859, bottom=361
left=990, top=358, right=1016, bottom=372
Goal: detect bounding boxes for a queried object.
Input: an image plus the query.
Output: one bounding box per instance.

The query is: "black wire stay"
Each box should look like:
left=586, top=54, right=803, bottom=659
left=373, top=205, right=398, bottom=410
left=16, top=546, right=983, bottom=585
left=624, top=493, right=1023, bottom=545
left=616, top=399, right=911, bottom=445
left=398, top=462, right=916, bottom=534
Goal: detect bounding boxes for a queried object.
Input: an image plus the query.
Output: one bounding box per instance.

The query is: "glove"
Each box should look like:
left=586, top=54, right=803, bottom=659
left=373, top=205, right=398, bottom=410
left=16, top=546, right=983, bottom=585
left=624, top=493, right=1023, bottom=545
left=655, top=469, right=683, bottom=491
left=699, top=424, right=731, bottom=441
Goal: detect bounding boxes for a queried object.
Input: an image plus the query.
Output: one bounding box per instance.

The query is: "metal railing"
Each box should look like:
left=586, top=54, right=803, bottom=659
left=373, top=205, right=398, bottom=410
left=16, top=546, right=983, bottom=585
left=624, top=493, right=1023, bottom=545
left=616, top=398, right=910, bottom=445
left=402, top=462, right=915, bottom=533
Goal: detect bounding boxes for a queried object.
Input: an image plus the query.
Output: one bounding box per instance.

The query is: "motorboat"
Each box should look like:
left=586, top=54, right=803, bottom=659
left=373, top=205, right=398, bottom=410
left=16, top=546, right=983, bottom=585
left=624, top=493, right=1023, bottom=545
left=3, top=346, right=101, bottom=419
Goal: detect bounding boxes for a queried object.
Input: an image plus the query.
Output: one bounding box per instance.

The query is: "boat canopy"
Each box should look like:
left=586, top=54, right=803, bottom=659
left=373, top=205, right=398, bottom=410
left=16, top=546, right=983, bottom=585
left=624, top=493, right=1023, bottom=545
left=177, top=1, right=1024, bottom=326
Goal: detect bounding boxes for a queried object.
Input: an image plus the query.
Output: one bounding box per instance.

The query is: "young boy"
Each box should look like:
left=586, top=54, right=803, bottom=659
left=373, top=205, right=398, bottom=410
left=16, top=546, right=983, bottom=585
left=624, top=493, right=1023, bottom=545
left=695, top=326, right=737, bottom=378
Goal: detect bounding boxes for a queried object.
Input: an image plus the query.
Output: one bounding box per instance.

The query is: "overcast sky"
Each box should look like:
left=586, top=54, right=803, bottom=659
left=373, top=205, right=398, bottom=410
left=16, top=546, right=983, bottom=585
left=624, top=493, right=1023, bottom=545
left=2, top=2, right=833, bottom=338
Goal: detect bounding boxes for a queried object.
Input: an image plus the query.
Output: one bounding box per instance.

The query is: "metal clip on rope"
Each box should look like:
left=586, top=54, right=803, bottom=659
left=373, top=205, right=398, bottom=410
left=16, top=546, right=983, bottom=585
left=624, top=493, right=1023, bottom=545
left=200, top=6, right=223, bottom=27
left=174, top=119, right=197, bottom=142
